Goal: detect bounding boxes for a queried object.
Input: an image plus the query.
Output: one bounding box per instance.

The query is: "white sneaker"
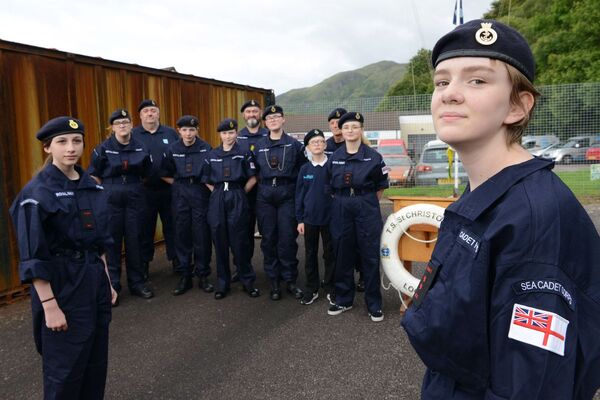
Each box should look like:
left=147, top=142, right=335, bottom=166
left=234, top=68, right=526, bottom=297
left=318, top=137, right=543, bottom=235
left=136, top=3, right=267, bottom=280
left=328, top=304, right=352, bottom=316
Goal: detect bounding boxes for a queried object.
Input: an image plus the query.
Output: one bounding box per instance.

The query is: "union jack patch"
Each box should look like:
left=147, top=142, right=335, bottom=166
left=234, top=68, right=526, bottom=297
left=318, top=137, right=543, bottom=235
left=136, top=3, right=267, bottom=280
left=508, top=303, right=568, bottom=356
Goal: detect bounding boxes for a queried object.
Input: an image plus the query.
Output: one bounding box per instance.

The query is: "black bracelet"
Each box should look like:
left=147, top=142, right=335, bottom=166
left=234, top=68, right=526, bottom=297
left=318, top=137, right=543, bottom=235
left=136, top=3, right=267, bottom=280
left=40, top=296, right=55, bottom=304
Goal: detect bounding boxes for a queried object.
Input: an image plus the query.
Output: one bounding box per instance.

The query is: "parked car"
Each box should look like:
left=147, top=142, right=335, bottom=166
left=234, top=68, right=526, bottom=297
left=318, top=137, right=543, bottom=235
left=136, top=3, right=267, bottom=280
left=378, top=139, right=408, bottom=156
left=383, top=155, right=415, bottom=187
left=521, top=135, right=559, bottom=154
left=585, top=142, right=600, bottom=162
left=415, top=140, right=467, bottom=186
left=531, top=142, right=560, bottom=157
left=541, top=135, right=600, bottom=164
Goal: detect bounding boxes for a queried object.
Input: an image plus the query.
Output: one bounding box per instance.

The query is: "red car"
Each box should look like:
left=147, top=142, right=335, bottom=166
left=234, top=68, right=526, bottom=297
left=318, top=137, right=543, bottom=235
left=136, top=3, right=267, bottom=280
left=383, top=155, right=415, bottom=187
left=585, top=142, right=600, bottom=162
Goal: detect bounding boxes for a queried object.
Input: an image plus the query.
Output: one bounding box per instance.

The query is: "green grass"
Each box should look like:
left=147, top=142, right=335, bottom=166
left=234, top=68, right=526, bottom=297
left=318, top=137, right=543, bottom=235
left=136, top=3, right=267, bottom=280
left=384, top=170, right=600, bottom=204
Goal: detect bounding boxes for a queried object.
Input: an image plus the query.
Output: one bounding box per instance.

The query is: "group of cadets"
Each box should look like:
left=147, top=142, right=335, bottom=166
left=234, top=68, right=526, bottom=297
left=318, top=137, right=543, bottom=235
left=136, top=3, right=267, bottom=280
left=85, top=98, right=390, bottom=320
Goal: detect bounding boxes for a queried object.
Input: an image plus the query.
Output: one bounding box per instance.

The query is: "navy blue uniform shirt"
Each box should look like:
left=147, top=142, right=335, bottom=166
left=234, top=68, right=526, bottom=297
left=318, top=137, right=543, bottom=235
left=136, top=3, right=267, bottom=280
left=253, top=132, right=306, bottom=182
left=295, top=157, right=331, bottom=225
left=401, top=157, right=600, bottom=399
left=88, top=135, right=151, bottom=180
left=9, top=164, right=113, bottom=283
left=324, top=136, right=344, bottom=157
left=237, top=127, right=269, bottom=153
left=132, top=124, right=179, bottom=186
left=202, top=142, right=256, bottom=185
left=161, top=138, right=212, bottom=181
left=326, top=143, right=389, bottom=193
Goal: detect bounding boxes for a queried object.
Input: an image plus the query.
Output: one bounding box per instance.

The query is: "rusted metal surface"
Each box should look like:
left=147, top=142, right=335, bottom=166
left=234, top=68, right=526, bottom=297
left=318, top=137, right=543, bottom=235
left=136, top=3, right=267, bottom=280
left=0, top=39, right=274, bottom=296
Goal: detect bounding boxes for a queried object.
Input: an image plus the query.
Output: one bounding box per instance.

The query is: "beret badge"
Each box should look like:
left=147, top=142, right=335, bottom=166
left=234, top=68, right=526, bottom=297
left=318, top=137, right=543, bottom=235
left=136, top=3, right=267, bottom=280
left=271, top=106, right=276, bottom=113
left=69, top=119, right=79, bottom=129
left=335, top=111, right=340, bottom=117
left=229, top=121, right=234, bottom=128
left=355, top=113, right=361, bottom=119
left=121, top=110, right=126, bottom=116
left=475, top=22, right=497, bottom=46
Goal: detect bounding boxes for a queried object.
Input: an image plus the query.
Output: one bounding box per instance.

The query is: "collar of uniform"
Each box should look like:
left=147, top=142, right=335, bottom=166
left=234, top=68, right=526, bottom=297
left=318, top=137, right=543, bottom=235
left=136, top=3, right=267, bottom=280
left=44, top=164, right=101, bottom=190
left=448, top=157, right=554, bottom=221
left=109, top=134, right=136, bottom=150
left=215, top=142, right=241, bottom=157
left=137, top=124, right=166, bottom=135
left=265, top=132, right=292, bottom=147
left=342, top=143, right=368, bottom=161
left=310, top=155, right=328, bottom=167
left=174, top=138, right=210, bottom=153
left=239, top=127, right=268, bottom=138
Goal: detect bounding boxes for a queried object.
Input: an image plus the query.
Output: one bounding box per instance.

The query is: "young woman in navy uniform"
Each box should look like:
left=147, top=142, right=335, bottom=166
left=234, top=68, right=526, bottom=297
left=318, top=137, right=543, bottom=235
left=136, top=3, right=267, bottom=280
left=253, top=105, right=306, bottom=300
left=326, top=112, right=389, bottom=322
left=10, top=116, right=117, bottom=399
left=401, top=20, right=600, bottom=399
left=161, top=115, right=214, bottom=296
left=202, top=118, right=260, bottom=299
left=88, top=109, right=153, bottom=301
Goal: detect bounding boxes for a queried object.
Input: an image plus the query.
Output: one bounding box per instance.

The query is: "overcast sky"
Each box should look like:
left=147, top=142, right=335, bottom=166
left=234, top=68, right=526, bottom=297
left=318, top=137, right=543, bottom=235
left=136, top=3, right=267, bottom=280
left=2, top=0, right=493, bottom=95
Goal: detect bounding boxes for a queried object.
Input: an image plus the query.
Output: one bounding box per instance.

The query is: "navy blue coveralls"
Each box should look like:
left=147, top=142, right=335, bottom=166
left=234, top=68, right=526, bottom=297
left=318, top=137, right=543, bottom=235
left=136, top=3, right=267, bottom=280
left=401, top=158, right=600, bottom=399
left=88, top=134, right=151, bottom=293
left=324, top=136, right=344, bottom=157
left=253, top=132, right=306, bottom=284
left=326, top=143, right=389, bottom=313
left=161, top=138, right=213, bottom=279
left=295, top=158, right=335, bottom=295
left=237, top=126, right=269, bottom=258
left=202, top=142, right=257, bottom=292
left=132, top=124, right=179, bottom=264
left=10, top=164, right=113, bottom=400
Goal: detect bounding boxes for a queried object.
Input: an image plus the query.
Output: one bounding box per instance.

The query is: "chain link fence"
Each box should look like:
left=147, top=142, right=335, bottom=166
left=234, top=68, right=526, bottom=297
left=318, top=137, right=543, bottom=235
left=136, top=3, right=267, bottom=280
left=279, top=82, right=600, bottom=202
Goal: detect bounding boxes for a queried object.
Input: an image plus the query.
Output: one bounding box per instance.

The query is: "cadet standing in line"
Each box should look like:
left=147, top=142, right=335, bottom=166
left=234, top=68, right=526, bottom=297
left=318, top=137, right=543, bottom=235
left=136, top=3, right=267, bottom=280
left=10, top=117, right=117, bottom=399
left=326, top=112, right=389, bottom=322
left=202, top=118, right=260, bottom=299
left=325, top=107, right=365, bottom=293
left=253, top=105, right=306, bottom=300
left=401, top=20, right=600, bottom=399
left=161, top=115, right=214, bottom=296
left=237, top=99, right=269, bottom=266
left=132, top=99, right=179, bottom=279
left=88, top=109, right=153, bottom=301
left=296, top=129, right=335, bottom=305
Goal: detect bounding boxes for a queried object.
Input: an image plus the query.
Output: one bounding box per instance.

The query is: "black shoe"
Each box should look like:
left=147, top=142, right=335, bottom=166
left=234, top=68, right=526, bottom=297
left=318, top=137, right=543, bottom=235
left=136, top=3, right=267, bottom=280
left=131, top=285, right=154, bottom=299
left=300, top=291, right=319, bottom=305
left=214, top=290, right=228, bottom=300
left=142, top=262, right=150, bottom=282
left=243, top=286, right=260, bottom=298
left=199, top=277, right=214, bottom=293
left=270, top=281, right=281, bottom=301
left=172, top=276, right=192, bottom=296
left=286, top=283, right=303, bottom=299
left=356, top=278, right=365, bottom=292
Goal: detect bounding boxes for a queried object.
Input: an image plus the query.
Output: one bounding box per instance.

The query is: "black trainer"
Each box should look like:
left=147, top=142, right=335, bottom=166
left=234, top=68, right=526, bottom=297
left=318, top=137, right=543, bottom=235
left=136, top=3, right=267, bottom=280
left=327, top=303, right=352, bottom=316
left=172, top=276, right=192, bottom=296
left=300, top=291, right=319, bottom=305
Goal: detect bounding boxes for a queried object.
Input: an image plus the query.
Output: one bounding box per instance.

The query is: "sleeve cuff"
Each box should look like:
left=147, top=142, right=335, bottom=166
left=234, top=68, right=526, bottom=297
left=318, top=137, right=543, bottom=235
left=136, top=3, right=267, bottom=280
left=19, top=259, right=55, bottom=284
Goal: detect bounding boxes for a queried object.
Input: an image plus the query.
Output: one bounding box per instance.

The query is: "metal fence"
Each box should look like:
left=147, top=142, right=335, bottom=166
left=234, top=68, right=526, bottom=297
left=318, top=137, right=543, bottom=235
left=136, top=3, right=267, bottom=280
left=279, top=82, right=600, bottom=202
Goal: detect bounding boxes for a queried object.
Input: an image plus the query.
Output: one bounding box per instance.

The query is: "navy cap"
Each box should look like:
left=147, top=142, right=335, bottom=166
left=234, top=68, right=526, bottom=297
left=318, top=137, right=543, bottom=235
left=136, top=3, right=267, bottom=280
left=217, top=118, right=238, bottom=132
left=240, top=99, right=261, bottom=113
left=304, top=129, right=325, bottom=146
left=432, top=19, right=535, bottom=82
left=337, top=112, right=364, bottom=128
left=109, top=108, right=131, bottom=125
left=176, top=115, right=199, bottom=128
left=327, top=108, right=347, bottom=121
left=262, top=105, right=284, bottom=120
left=137, top=99, right=158, bottom=113
left=36, top=116, right=85, bottom=142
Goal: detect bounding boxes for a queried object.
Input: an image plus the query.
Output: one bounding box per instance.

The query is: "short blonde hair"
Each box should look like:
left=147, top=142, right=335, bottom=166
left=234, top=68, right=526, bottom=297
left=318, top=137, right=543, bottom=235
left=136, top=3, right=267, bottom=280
left=505, top=64, right=540, bottom=145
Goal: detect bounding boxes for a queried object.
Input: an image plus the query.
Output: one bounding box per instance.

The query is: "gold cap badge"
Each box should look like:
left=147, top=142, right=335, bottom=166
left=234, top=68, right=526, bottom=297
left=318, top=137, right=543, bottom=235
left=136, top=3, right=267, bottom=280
left=475, top=22, right=497, bottom=46
left=229, top=121, right=234, bottom=128
left=68, top=119, right=79, bottom=129
left=251, top=100, right=256, bottom=106
left=335, top=111, right=340, bottom=117
left=121, top=110, right=127, bottom=116
left=355, top=113, right=361, bottom=119
left=271, top=106, right=276, bottom=113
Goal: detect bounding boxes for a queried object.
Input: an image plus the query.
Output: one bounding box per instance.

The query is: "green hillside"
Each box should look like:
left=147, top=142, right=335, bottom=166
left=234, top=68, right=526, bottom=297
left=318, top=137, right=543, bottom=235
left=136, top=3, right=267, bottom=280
left=276, top=61, right=407, bottom=103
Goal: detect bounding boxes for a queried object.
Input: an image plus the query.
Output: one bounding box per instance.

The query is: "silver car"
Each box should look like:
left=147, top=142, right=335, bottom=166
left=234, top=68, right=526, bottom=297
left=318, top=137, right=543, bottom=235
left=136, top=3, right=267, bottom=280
left=542, top=135, right=599, bottom=164
left=415, top=140, right=468, bottom=186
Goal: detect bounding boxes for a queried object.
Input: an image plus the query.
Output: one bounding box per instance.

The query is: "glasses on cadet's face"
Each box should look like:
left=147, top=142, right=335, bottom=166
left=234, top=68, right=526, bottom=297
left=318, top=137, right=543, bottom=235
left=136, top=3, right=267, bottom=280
left=113, top=119, right=131, bottom=126
left=309, top=139, right=326, bottom=145
left=265, top=115, right=282, bottom=121
left=342, top=125, right=362, bottom=131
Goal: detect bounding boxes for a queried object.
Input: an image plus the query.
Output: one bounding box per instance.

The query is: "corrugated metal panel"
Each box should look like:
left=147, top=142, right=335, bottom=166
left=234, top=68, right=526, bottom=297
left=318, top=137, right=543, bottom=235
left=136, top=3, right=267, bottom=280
left=0, top=39, right=273, bottom=299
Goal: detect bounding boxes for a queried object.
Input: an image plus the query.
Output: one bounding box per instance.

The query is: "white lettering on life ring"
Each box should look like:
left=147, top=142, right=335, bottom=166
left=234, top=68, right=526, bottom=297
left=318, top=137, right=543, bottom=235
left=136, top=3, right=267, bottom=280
left=380, top=203, right=445, bottom=298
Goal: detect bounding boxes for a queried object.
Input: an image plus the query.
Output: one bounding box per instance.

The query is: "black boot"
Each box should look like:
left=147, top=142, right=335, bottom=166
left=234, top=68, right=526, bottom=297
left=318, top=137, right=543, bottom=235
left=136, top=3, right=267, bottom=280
left=243, top=285, right=260, bottom=298
left=286, top=282, right=303, bottom=299
left=199, top=276, right=214, bottom=293
left=270, top=281, right=281, bottom=301
left=172, top=276, right=192, bottom=296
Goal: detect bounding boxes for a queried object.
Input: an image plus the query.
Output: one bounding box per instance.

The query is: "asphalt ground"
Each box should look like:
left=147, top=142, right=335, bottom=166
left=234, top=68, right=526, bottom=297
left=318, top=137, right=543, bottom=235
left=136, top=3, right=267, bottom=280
left=1, top=200, right=599, bottom=400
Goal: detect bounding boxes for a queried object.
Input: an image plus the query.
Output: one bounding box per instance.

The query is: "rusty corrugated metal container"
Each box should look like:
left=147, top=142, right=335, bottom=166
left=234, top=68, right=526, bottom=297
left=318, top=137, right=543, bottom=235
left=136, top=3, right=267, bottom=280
left=0, top=39, right=274, bottom=302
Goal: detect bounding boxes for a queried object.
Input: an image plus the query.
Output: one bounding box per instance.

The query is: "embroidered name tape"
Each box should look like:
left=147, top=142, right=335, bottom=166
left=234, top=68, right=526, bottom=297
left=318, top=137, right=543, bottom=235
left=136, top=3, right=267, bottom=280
left=456, top=227, right=480, bottom=258
left=513, top=279, right=575, bottom=310
left=508, top=303, right=568, bottom=356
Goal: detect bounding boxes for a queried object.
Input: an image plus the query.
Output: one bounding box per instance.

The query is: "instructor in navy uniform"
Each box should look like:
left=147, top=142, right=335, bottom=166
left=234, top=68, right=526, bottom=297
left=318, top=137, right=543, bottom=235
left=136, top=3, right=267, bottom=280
left=132, top=99, right=179, bottom=279
left=10, top=116, right=116, bottom=399
left=401, top=20, right=600, bottom=399
left=253, top=105, right=306, bottom=300
left=324, top=107, right=346, bottom=157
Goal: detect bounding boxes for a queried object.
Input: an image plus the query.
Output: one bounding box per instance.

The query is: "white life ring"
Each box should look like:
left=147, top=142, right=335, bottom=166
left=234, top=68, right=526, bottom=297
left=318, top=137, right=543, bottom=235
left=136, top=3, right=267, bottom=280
left=380, top=203, right=446, bottom=298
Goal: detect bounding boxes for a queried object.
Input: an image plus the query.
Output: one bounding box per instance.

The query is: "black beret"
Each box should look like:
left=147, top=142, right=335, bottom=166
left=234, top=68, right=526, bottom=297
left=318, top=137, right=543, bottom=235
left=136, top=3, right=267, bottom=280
left=109, top=108, right=131, bottom=125
left=36, top=116, right=85, bottom=142
left=432, top=19, right=535, bottom=82
left=176, top=115, right=199, bottom=128
left=217, top=118, right=238, bottom=132
left=327, top=108, right=347, bottom=121
left=304, top=129, right=325, bottom=147
left=337, top=112, right=364, bottom=128
left=262, top=105, right=284, bottom=120
left=137, top=99, right=158, bottom=113
left=240, top=99, right=261, bottom=113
